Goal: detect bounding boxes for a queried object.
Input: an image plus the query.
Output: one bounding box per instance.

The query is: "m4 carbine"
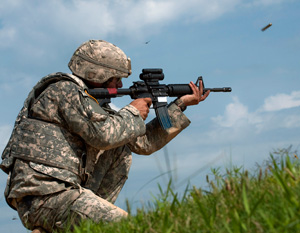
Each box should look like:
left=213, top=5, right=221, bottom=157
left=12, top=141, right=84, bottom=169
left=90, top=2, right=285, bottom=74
left=88, top=68, right=232, bottom=130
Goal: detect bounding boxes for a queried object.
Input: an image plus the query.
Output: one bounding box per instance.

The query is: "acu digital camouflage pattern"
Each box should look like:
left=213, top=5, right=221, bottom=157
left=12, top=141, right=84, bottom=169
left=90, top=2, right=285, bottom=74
left=13, top=146, right=130, bottom=232
left=1, top=72, right=191, bottom=232
left=68, top=40, right=132, bottom=85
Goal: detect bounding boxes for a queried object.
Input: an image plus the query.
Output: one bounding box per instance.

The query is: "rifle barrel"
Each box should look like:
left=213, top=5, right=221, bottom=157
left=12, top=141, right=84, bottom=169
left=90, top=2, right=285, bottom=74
left=167, top=84, right=232, bottom=96
left=205, top=87, right=232, bottom=92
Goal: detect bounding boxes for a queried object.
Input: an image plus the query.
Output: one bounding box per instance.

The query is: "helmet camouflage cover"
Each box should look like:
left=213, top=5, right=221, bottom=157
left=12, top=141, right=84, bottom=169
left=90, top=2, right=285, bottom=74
left=68, top=40, right=132, bottom=84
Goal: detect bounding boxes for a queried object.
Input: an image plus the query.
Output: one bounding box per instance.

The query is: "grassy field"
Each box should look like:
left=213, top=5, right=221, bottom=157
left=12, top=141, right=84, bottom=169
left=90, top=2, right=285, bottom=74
left=61, top=148, right=300, bottom=233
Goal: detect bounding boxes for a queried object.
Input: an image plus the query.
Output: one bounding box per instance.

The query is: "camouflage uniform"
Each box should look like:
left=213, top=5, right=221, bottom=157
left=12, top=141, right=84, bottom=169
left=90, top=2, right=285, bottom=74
left=1, top=42, right=191, bottom=232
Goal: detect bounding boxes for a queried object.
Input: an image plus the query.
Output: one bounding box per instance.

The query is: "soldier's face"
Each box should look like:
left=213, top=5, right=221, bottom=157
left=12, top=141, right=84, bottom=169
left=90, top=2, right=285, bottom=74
left=106, top=77, right=123, bottom=88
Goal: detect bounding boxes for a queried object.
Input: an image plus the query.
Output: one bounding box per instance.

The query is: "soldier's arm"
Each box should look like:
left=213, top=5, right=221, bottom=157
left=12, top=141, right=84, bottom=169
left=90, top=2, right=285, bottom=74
left=31, top=81, right=147, bottom=150
left=127, top=102, right=191, bottom=155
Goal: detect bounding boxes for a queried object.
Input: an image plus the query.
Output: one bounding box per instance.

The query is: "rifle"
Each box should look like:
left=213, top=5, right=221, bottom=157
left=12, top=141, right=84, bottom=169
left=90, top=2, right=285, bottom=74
left=88, top=68, right=231, bottom=130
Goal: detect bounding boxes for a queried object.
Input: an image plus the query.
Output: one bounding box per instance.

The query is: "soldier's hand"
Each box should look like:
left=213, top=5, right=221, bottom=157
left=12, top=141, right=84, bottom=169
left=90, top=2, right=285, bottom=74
left=130, top=98, right=152, bottom=120
left=180, top=81, right=210, bottom=106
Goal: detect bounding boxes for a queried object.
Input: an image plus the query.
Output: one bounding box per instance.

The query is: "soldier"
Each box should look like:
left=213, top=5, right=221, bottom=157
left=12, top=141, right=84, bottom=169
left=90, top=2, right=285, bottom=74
left=0, top=40, right=209, bottom=232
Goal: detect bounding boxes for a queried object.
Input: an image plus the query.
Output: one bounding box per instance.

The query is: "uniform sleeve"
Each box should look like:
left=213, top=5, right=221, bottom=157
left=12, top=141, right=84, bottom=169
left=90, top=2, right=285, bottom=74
left=127, top=102, right=191, bottom=155
left=30, top=81, right=146, bottom=150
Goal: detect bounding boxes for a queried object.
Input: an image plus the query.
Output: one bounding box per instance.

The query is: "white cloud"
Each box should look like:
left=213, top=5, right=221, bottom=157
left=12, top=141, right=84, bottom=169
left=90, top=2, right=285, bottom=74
left=110, top=103, right=121, bottom=111
left=261, top=91, right=300, bottom=112
left=211, top=96, right=250, bottom=127
left=212, top=92, right=300, bottom=132
left=210, top=96, right=263, bottom=129
left=200, top=92, right=300, bottom=146
left=20, top=0, right=239, bottom=37
left=0, top=0, right=289, bottom=48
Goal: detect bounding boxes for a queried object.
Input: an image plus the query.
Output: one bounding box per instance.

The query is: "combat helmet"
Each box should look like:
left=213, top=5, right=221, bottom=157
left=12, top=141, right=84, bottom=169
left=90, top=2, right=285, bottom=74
left=68, top=40, right=131, bottom=84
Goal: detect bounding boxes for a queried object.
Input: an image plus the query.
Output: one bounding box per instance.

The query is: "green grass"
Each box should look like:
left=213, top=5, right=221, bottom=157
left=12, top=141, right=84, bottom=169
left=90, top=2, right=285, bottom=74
left=61, top=149, right=300, bottom=233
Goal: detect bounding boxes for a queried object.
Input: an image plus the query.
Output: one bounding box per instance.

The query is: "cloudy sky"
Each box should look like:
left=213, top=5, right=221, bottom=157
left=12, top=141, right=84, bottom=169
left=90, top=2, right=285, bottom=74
left=0, top=0, right=299, bottom=231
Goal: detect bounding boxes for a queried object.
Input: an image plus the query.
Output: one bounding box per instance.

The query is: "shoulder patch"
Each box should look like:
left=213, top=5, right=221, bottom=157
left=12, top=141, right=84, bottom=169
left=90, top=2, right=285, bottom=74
left=79, top=90, right=108, bottom=116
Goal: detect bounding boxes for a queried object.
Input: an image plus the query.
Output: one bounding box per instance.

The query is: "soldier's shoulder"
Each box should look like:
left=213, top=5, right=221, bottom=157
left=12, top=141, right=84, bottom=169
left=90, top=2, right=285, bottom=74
left=51, top=79, right=83, bottom=95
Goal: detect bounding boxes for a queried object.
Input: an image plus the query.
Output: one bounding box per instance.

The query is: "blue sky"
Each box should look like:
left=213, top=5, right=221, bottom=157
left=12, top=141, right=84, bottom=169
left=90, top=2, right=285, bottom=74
left=0, top=0, right=299, bottom=232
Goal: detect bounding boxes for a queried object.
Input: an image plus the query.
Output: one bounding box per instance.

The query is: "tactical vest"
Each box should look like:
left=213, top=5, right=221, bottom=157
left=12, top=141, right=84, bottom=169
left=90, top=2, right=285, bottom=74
left=0, top=72, right=88, bottom=178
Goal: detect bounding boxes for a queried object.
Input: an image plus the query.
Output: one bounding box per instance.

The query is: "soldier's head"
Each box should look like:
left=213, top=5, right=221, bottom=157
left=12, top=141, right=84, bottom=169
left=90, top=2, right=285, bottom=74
left=68, top=40, right=131, bottom=87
